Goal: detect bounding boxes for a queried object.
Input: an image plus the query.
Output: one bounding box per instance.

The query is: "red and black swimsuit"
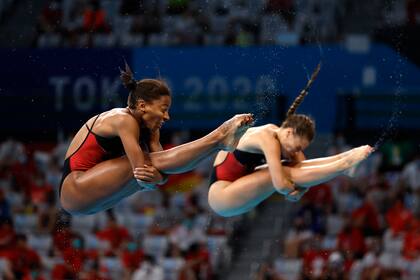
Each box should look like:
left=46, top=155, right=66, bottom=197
left=209, top=149, right=267, bottom=185
left=59, top=114, right=125, bottom=197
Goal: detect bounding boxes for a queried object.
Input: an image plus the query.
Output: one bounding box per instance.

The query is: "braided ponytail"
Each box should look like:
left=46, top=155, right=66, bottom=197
left=281, top=62, right=321, bottom=142
left=286, top=89, right=308, bottom=117
left=286, top=62, right=321, bottom=117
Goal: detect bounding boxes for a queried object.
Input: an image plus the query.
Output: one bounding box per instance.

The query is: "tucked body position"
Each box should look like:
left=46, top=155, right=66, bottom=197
left=208, top=80, right=373, bottom=217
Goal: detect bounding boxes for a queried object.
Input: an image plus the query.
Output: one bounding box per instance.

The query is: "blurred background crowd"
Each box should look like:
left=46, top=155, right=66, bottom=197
left=0, top=0, right=417, bottom=51
left=0, top=132, right=419, bottom=279
left=0, top=0, right=419, bottom=279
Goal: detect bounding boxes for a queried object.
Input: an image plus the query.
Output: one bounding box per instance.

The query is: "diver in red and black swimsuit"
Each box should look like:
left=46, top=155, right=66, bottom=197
left=59, top=62, right=254, bottom=215
left=209, top=150, right=266, bottom=184
left=208, top=84, right=373, bottom=218
left=60, top=114, right=126, bottom=196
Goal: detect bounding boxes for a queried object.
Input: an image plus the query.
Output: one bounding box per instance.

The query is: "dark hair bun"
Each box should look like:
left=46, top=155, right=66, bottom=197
left=120, top=61, right=137, bottom=92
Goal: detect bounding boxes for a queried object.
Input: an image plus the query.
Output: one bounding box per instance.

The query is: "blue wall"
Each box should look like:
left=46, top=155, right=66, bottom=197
left=0, top=44, right=419, bottom=139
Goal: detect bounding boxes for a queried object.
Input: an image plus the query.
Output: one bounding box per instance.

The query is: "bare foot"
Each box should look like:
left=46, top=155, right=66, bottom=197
left=219, top=114, right=254, bottom=151
left=343, top=165, right=357, bottom=178
left=344, top=145, right=374, bottom=170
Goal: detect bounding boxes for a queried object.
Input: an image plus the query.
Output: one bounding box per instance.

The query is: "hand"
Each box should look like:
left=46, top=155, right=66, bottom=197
left=133, top=164, right=166, bottom=185
left=277, top=178, right=296, bottom=196
left=285, top=186, right=308, bottom=202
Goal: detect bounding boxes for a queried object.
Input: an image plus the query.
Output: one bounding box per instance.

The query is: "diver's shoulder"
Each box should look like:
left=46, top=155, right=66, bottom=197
left=252, top=123, right=279, bottom=132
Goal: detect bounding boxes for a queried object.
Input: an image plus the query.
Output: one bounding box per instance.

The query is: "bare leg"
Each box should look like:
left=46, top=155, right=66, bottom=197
left=293, top=148, right=354, bottom=168
left=208, top=147, right=372, bottom=217
left=148, top=114, right=253, bottom=173
left=61, top=114, right=253, bottom=215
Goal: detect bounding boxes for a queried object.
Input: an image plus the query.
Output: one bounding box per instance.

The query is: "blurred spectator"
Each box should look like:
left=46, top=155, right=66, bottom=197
left=401, top=150, right=420, bottom=191
left=264, top=0, right=295, bottom=26
left=322, top=251, right=348, bottom=280
left=5, top=234, right=41, bottom=279
left=82, top=258, right=111, bottom=280
left=350, top=195, right=381, bottom=236
left=256, top=260, right=285, bottom=280
left=169, top=211, right=206, bottom=251
left=82, top=0, right=110, bottom=34
left=51, top=263, right=78, bottom=280
left=0, top=138, right=27, bottom=165
left=183, top=242, right=212, bottom=280
left=366, top=174, right=390, bottom=215
left=37, top=0, right=63, bottom=34
left=150, top=194, right=182, bottom=235
left=0, top=190, right=11, bottom=221
left=337, top=217, right=366, bottom=259
left=304, top=183, right=333, bottom=208
left=301, top=233, right=331, bottom=279
left=130, top=13, right=162, bottom=39
left=284, top=217, right=313, bottom=258
left=385, top=195, right=413, bottom=235
left=407, top=0, right=420, bottom=25
left=36, top=190, right=58, bottom=234
left=162, top=243, right=185, bottom=278
left=28, top=170, right=54, bottom=206
left=120, top=239, right=144, bottom=278
left=132, top=254, right=164, bottom=280
left=45, top=157, right=64, bottom=190
left=0, top=218, right=15, bottom=255
left=334, top=178, right=362, bottom=215
left=206, top=215, right=228, bottom=236
left=61, top=235, right=88, bottom=274
left=355, top=237, right=386, bottom=279
left=402, top=219, right=420, bottom=260
left=96, top=212, right=131, bottom=255
left=21, top=262, right=46, bottom=280
left=174, top=11, right=200, bottom=45
left=15, top=194, right=37, bottom=215
left=295, top=197, right=327, bottom=234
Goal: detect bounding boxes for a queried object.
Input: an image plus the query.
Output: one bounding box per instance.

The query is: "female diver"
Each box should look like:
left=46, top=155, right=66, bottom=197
left=207, top=65, right=373, bottom=217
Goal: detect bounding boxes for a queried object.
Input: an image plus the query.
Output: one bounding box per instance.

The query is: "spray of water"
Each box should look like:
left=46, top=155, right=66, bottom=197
left=372, top=0, right=405, bottom=150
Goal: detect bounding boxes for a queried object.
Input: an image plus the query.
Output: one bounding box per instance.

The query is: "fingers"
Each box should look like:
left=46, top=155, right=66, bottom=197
left=134, top=173, right=154, bottom=182
left=288, top=190, right=300, bottom=196
left=285, top=187, right=308, bottom=202
left=133, top=165, right=156, bottom=182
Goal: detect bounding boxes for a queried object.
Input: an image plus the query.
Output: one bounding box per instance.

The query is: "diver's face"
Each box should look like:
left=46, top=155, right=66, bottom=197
left=139, top=95, right=171, bottom=130
left=280, top=128, right=310, bottom=158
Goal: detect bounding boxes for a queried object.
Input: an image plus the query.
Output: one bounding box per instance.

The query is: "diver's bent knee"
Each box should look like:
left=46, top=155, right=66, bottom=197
left=59, top=194, right=96, bottom=216
left=211, top=207, right=235, bottom=218
left=274, top=184, right=295, bottom=196
left=208, top=199, right=234, bottom=218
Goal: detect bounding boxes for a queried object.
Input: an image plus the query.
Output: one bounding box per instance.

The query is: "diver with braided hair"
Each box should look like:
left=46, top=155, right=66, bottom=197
left=208, top=63, right=374, bottom=217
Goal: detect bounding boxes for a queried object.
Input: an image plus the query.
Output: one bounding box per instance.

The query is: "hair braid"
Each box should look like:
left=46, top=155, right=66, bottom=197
left=286, top=62, right=322, bottom=117
left=286, top=89, right=308, bottom=117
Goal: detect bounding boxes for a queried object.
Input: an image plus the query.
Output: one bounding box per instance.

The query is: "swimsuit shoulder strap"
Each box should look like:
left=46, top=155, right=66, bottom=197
left=85, top=113, right=101, bottom=132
